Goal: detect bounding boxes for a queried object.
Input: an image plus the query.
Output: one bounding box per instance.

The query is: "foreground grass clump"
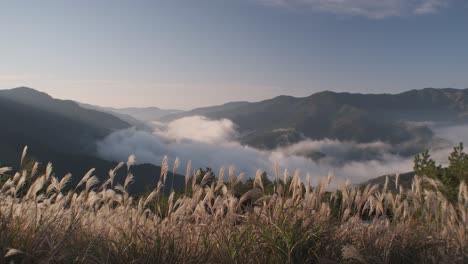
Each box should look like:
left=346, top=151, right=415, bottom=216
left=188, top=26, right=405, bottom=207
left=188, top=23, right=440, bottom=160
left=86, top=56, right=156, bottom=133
left=0, top=153, right=466, bottom=263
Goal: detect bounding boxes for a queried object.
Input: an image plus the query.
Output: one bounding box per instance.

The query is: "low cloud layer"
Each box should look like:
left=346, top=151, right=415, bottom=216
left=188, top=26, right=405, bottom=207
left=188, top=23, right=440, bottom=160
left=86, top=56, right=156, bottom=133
left=153, top=116, right=238, bottom=144
left=257, top=0, right=450, bottom=18
left=97, top=115, right=467, bottom=186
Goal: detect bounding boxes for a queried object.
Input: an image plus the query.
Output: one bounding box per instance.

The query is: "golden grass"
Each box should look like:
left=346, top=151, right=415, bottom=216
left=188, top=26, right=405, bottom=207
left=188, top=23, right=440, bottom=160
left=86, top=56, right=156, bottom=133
left=0, top=150, right=466, bottom=263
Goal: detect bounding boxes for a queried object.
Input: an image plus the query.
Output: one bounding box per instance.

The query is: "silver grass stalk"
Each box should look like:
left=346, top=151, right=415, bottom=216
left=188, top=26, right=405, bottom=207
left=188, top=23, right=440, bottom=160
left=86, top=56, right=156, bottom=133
left=20, top=145, right=28, bottom=168
left=273, top=161, right=280, bottom=184
left=327, top=170, right=334, bottom=185
left=0, top=167, right=11, bottom=175
left=124, top=173, right=134, bottom=189
left=216, top=166, right=225, bottom=191
left=283, top=168, right=290, bottom=185
left=160, top=155, right=169, bottom=184
left=45, top=162, right=53, bottom=180
left=127, top=154, right=136, bottom=171
left=30, top=162, right=39, bottom=179
left=235, top=173, right=245, bottom=186
left=305, top=174, right=311, bottom=195
left=172, top=157, right=180, bottom=176
left=228, top=166, right=235, bottom=188
left=77, top=168, right=95, bottom=189
left=200, top=171, right=212, bottom=187
left=171, top=157, right=180, bottom=191
left=192, top=169, right=201, bottom=190
left=383, top=175, right=389, bottom=193
left=395, top=173, right=400, bottom=190
left=254, top=169, right=264, bottom=192
left=4, top=248, right=24, bottom=258
left=185, top=160, right=192, bottom=192
left=85, top=176, right=99, bottom=193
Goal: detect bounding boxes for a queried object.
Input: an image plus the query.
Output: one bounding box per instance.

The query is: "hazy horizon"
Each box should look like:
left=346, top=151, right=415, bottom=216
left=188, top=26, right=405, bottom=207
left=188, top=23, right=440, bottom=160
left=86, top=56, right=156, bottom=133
left=2, top=86, right=468, bottom=111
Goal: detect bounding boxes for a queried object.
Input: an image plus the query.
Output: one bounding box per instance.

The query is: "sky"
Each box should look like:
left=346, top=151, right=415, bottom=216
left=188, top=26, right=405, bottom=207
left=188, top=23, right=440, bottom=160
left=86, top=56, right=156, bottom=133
left=0, top=0, right=467, bottom=110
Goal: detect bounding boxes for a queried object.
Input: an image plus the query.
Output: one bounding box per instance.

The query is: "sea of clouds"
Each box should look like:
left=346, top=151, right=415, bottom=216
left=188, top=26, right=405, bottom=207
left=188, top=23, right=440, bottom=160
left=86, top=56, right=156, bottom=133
left=97, top=116, right=467, bottom=185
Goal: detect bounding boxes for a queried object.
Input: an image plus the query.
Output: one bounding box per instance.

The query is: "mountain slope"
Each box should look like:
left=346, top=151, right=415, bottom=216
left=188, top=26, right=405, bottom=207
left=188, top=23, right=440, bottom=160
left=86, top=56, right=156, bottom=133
left=78, top=102, right=149, bottom=129
left=0, top=86, right=131, bottom=163
left=0, top=87, right=184, bottom=193
left=0, top=87, right=130, bottom=133
left=0, top=96, right=114, bottom=158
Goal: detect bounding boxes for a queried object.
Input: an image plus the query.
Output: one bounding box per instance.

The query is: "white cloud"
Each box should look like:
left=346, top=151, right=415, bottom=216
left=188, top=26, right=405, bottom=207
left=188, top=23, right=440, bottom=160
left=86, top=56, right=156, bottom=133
left=279, top=139, right=391, bottom=162
left=257, top=0, right=450, bottom=18
left=97, top=116, right=420, bottom=186
left=97, top=127, right=416, bottom=186
left=153, top=116, right=238, bottom=144
left=96, top=116, right=468, bottom=187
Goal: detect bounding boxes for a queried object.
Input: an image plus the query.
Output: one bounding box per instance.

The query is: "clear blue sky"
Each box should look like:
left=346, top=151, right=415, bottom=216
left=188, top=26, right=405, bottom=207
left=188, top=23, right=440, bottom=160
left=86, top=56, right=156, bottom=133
left=1, top=0, right=467, bottom=109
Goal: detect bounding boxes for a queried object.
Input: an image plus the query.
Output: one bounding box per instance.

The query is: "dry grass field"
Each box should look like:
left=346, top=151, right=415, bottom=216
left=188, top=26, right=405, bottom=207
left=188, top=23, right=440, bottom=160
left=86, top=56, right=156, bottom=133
left=0, top=149, right=466, bottom=263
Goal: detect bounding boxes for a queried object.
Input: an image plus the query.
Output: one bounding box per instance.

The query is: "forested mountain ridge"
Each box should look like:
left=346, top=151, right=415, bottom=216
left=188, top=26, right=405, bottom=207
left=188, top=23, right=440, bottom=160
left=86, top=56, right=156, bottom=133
left=160, top=88, right=468, bottom=152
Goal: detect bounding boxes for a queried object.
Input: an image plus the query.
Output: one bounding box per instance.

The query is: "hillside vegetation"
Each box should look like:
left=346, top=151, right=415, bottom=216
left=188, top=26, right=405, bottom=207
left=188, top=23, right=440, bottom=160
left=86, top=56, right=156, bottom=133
left=362, top=143, right=468, bottom=199
left=0, top=149, right=466, bottom=263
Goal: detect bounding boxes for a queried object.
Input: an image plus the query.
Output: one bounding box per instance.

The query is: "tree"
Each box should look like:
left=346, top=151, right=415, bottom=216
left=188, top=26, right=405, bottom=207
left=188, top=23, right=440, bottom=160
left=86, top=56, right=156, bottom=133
left=447, top=142, right=468, bottom=184
left=413, top=143, right=467, bottom=201
left=413, top=150, right=440, bottom=179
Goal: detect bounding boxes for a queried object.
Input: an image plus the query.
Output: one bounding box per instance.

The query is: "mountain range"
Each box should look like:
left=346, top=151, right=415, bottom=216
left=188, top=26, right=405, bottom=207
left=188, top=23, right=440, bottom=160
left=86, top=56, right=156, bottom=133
left=1, top=86, right=468, bottom=191
left=160, top=88, right=468, bottom=157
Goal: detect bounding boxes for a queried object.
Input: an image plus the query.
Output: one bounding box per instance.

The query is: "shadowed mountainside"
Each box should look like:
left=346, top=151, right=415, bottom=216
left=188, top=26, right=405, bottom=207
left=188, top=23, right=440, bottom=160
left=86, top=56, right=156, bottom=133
left=0, top=87, right=184, bottom=193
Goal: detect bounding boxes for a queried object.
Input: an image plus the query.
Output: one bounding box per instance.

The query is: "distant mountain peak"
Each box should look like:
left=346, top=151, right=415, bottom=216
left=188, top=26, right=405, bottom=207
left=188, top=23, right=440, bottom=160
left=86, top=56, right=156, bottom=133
left=11, top=86, right=39, bottom=91
left=270, top=95, right=298, bottom=101
left=5, top=86, right=53, bottom=99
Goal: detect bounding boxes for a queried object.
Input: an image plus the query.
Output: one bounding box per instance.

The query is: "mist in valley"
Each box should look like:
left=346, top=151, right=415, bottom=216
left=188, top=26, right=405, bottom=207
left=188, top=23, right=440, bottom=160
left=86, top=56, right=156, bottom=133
left=96, top=115, right=467, bottom=185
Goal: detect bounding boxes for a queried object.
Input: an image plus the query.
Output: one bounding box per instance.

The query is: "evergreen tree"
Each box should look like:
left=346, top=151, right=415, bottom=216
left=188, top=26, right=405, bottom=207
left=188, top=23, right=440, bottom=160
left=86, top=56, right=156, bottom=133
left=447, top=143, right=468, bottom=183
left=413, top=143, right=467, bottom=201
left=413, top=150, right=440, bottom=179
